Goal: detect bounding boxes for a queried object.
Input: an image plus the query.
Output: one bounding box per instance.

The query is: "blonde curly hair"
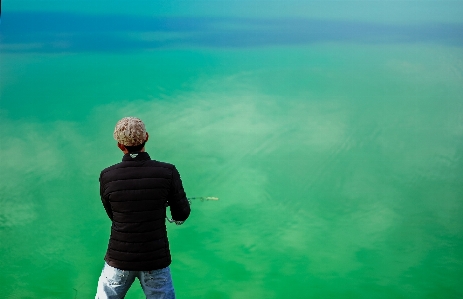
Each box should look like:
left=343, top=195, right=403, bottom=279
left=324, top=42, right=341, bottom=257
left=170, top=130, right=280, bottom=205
left=113, top=117, right=147, bottom=146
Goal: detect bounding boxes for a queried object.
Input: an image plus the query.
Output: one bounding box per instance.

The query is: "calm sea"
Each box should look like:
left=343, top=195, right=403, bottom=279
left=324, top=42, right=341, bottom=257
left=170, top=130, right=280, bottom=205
left=1, top=1, right=462, bottom=298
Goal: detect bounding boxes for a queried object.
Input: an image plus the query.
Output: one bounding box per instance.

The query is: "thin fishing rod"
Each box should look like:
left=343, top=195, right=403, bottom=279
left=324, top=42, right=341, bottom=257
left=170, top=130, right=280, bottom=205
left=166, top=196, right=219, bottom=225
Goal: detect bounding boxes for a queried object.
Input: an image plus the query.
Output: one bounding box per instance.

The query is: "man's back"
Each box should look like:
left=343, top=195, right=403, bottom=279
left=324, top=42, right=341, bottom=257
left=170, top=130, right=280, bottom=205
left=99, top=152, right=191, bottom=271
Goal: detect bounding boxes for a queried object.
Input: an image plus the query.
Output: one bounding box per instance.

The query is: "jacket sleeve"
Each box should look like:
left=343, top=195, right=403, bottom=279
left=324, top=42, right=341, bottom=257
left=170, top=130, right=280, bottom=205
left=99, top=173, right=113, bottom=220
left=168, top=166, right=191, bottom=222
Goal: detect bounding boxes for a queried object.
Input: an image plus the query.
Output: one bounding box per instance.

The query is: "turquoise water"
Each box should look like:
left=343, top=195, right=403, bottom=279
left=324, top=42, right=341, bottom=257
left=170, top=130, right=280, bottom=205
left=1, top=1, right=463, bottom=298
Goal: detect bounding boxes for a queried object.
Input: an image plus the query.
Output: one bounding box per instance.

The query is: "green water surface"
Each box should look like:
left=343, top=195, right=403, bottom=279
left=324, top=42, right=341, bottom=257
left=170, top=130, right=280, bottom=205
left=1, top=2, right=463, bottom=298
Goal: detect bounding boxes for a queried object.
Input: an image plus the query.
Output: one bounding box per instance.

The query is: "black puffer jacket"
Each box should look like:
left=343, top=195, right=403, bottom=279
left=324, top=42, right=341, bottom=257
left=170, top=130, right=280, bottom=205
left=99, top=152, right=190, bottom=271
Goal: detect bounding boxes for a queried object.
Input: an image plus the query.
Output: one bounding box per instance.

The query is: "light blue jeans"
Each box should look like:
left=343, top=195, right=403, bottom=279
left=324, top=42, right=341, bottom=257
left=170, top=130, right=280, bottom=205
left=95, top=263, right=175, bottom=299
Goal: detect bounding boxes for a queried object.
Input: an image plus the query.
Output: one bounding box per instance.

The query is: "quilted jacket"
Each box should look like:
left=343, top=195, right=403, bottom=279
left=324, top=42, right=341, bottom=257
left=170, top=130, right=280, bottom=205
left=99, top=152, right=190, bottom=270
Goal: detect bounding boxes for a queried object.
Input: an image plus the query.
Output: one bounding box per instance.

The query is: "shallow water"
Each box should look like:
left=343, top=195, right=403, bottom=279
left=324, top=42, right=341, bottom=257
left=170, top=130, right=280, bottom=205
left=1, top=2, right=463, bottom=298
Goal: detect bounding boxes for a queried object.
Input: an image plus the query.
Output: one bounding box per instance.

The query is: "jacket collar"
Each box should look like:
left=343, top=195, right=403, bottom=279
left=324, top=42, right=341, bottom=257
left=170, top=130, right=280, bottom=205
left=122, top=152, right=151, bottom=161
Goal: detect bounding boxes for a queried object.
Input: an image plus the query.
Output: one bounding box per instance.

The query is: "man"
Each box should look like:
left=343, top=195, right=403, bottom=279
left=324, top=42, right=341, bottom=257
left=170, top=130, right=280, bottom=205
left=96, top=117, right=191, bottom=299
